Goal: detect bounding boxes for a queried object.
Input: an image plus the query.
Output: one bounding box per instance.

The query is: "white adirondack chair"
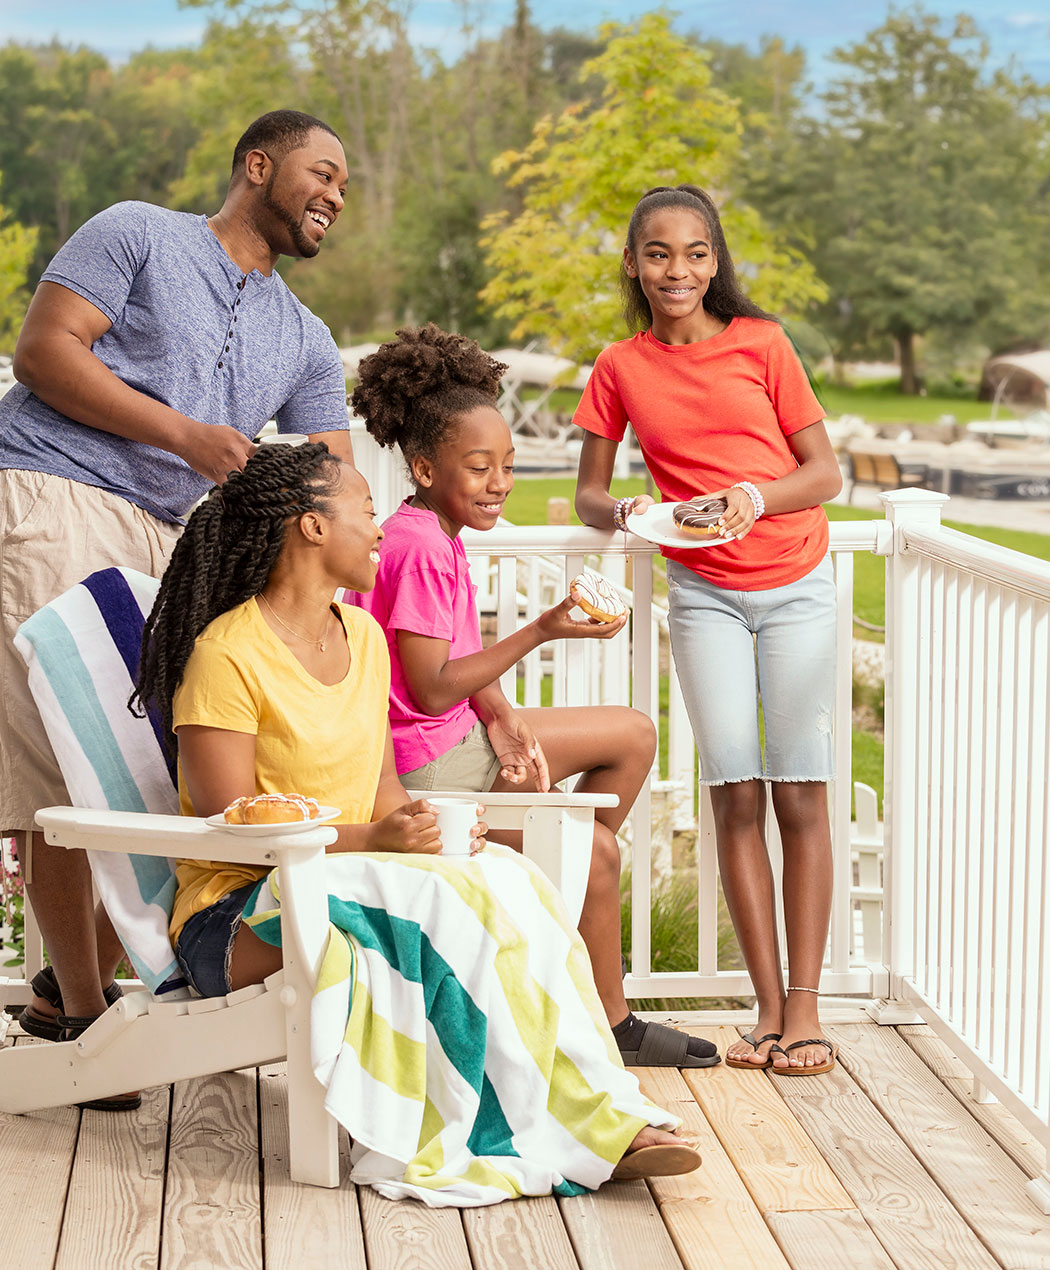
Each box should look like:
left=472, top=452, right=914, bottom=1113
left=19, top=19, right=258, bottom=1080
left=0, top=568, right=607, bottom=1186
left=850, top=781, right=884, bottom=962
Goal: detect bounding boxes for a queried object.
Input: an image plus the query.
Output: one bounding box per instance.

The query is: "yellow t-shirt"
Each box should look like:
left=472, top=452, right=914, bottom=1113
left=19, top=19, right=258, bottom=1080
left=169, top=598, right=390, bottom=944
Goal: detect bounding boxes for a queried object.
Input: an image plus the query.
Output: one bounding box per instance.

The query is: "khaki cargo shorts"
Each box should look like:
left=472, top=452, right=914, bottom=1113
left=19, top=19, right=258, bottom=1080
left=0, top=470, right=181, bottom=838
left=400, top=721, right=502, bottom=794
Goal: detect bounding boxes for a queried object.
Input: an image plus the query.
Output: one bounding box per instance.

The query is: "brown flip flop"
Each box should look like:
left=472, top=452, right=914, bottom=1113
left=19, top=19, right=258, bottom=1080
left=611, top=1141, right=702, bottom=1180
left=768, top=1038, right=838, bottom=1076
left=725, top=1031, right=782, bottom=1070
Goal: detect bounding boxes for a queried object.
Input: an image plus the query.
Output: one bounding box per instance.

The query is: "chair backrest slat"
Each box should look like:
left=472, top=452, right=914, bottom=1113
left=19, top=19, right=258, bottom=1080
left=15, top=568, right=188, bottom=998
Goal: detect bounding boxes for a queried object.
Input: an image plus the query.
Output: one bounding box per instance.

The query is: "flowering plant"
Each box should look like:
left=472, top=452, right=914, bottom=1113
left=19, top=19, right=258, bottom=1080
left=1, top=837, right=24, bottom=969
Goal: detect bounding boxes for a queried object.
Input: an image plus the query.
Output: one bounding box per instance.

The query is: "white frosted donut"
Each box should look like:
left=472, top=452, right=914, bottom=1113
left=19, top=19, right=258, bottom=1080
left=569, top=571, right=629, bottom=624
left=231, top=793, right=321, bottom=824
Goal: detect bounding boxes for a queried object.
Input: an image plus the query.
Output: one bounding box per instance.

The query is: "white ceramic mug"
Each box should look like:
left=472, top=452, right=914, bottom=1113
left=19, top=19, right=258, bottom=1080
left=428, top=796, right=478, bottom=856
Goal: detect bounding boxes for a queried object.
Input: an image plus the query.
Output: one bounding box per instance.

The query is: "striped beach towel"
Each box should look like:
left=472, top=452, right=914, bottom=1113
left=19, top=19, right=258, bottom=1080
left=244, top=844, right=676, bottom=1206
left=15, top=568, right=187, bottom=996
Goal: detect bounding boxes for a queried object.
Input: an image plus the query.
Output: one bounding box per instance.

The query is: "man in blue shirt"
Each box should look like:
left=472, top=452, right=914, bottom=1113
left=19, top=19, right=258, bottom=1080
left=1, top=110, right=351, bottom=1080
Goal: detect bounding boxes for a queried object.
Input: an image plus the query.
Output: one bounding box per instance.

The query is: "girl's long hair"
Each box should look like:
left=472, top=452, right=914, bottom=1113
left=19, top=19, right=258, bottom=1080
left=621, top=184, right=773, bottom=332
left=131, top=441, right=343, bottom=744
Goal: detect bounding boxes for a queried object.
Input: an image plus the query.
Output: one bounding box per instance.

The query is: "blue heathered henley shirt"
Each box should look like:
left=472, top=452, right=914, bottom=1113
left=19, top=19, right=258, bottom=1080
left=0, top=201, right=349, bottom=523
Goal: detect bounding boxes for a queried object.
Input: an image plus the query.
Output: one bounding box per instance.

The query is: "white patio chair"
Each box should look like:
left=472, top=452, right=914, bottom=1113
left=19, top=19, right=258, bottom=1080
left=850, top=781, right=884, bottom=962
left=0, top=568, right=607, bottom=1186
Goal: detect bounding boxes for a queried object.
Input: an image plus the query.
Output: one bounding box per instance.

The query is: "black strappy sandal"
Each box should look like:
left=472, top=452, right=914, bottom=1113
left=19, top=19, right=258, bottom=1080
left=54, top=1013, right=142, bottom=1112
left=19, top=966, right=124, bottom=1042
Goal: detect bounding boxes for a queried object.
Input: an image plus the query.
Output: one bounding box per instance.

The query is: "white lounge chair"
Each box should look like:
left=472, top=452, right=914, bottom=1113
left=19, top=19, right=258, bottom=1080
left=0, top=568, right=608, bottom=1186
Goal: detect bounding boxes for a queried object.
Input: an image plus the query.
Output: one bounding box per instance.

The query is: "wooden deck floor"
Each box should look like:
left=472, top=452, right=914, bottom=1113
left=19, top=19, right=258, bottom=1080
left=3, top=1007, right=1049, bottom=1270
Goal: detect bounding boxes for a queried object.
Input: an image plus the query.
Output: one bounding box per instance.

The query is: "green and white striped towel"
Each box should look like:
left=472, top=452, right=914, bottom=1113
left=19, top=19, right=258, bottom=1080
left=244, top=844, right=675, bottom=1206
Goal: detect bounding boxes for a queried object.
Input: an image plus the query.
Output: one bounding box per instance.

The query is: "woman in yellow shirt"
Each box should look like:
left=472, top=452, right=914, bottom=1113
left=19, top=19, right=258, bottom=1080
left=131, top=441, right=699, bottom=1202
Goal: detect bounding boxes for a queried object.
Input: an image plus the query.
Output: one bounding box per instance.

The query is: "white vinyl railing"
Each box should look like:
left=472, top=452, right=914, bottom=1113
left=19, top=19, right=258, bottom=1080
left=878, top=489, right=1050, bottom=1211
left=460, top=517, right=892, bottom=1000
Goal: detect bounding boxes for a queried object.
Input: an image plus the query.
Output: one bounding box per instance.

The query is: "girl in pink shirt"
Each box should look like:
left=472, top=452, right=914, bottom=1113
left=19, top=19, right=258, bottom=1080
left=575, top=185, right=843, bottom=1076
left=352, top=323, right=720, bottom=1069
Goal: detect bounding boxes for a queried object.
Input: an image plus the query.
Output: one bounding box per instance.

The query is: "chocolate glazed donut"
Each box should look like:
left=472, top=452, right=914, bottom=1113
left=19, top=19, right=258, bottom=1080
left=672, top=497, right=728, bottom=537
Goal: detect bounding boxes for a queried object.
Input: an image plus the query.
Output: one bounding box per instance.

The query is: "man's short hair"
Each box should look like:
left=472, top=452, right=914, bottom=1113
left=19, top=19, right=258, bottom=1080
left=231, top=110, right=341, bottom=178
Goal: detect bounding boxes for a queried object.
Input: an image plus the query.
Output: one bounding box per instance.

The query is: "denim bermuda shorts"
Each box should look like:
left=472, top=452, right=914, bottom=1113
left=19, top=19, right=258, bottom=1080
left=666, top=555, right=837, bottom=786
left=174, top=882, right=259, bottom=998
left=400, top=720, right=502, bottom=793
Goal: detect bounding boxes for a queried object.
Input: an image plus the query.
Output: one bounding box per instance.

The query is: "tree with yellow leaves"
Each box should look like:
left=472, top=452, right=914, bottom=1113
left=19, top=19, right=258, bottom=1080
left=481, top=14, right=825, bottom=364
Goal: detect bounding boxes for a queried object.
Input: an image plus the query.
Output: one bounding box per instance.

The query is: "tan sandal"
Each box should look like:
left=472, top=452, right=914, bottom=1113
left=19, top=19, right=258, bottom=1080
left=611, top=1141, right=701, bottom=1180
left=768, top=1038, right=838, bottom=1076
left=725, top=1030, right=782, bottom=1070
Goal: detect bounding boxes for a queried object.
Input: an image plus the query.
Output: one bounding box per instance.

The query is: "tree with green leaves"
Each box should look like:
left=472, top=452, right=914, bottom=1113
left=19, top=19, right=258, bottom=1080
left=0, top=175, right=37, bottom=353
left=755, top=9, right=1050, bottom=392
left=480, top=13, right=825, bottom=364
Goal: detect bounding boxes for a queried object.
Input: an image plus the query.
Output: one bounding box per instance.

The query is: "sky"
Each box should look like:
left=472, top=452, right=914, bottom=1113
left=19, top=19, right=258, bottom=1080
left=1, top=0, right=1048, bottom=88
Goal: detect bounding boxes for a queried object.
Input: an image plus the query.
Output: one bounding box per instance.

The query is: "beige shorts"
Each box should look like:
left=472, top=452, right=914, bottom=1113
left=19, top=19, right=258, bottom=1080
left=400, top=721, right=501, bottom=794
left=0, top=470, right=181, bottom=835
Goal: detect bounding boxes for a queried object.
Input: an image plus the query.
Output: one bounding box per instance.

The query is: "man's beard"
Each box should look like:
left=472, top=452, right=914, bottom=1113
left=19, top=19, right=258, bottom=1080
left=263, top=171, right=319, bottom=259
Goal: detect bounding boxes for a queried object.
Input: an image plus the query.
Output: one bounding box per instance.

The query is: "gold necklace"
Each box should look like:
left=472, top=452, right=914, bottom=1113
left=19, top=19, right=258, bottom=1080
left=258, top=592, right=330, bottom=652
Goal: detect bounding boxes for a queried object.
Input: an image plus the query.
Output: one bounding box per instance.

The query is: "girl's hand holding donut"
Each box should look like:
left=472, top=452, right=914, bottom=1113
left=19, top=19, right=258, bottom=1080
left=537, top=595, right=628, bottom=641
left=706, top=486, right=756, bottom=540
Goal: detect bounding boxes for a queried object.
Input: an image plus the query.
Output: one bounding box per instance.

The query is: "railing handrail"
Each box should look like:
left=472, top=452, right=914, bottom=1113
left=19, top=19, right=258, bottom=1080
left=902, top=523, right=1050, bottom=602
left=462, top=517, right=892, bottom=556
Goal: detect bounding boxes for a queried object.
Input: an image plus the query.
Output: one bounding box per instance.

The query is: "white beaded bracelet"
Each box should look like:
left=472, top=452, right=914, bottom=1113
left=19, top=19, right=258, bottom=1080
left=732, top=480, right=765, bottom=520
left=612, top=496, right=633, bottom=532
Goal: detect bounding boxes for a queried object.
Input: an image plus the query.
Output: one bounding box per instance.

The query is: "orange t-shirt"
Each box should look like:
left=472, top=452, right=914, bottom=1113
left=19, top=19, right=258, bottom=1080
left=573, top=317, right=828, bottom=591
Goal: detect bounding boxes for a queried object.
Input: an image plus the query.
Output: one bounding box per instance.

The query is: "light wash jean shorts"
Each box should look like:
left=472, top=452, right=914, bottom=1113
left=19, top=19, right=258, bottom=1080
left=666, top=555, right=837, bottom=786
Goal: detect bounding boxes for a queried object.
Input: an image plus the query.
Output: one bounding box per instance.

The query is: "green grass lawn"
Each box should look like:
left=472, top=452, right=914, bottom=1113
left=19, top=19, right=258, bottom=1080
left=523, top=378, right=998, bottom=427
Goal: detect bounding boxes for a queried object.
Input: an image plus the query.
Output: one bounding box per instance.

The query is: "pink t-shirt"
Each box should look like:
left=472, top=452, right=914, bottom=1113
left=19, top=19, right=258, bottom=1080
left=350, top=500, right=482, bottom=773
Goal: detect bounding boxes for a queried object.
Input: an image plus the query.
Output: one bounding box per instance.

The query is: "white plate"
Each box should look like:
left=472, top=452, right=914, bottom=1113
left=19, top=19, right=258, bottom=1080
left=204, top=806, right=341, bottom=835
left=626, top=503, right=732, bottom=549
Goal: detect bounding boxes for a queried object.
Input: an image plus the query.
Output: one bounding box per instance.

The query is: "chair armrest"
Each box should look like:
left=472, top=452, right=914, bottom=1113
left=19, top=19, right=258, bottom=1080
left=35, top=805, right=337, bottom=867
left=404, top=789, right=617, bottom=835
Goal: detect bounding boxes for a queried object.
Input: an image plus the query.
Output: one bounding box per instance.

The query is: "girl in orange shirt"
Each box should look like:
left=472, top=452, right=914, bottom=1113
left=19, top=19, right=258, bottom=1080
left=575, top=185, right=843, bottom=1075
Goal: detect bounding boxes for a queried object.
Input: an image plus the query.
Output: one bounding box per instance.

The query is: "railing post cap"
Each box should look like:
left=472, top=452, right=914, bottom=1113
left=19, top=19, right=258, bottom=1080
left=879, top=488, right=950, bottom=524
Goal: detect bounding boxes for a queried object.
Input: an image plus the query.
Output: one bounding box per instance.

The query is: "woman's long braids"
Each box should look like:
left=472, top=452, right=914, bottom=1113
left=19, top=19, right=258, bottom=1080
left=350, top=322, right=508, bottom=466
left=131, top=442, right=343, bottom=744
left=621, top=184, right=773, bottom=332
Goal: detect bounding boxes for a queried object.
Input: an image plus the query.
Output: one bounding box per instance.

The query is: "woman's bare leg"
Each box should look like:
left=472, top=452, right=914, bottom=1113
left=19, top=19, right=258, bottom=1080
left=488, top=705, right=656, bottom=1026
left=712, top=781, right=787, bottom=1066
left=770, top=781, right=833, bottom=1069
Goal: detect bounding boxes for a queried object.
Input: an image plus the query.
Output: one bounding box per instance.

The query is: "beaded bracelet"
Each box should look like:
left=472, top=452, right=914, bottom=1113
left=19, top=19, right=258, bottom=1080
left=612, top=496, right=634, bottom=532
left=732, top=481, right=765, bottom=520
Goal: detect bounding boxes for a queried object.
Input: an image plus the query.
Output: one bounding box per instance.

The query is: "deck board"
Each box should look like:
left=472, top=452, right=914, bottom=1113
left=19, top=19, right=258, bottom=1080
left=559, top=1180, right=684, bottom=1270
left=258, top=1065, right=367, bottom=1269
left=358, top=1186, right=472, bottom=1270
left=770, top=1040, right=999, bottom=1268
left=56, top=1084, right=168, bottom=1270
left=680, top=1026, right=855, bottom=1214
left=765, top=1209, right=898, bottom=1267
left=636, top=1065, right=789, bottom=1269
left=898, top=1023, right=1046, bottom=1179
left=0, top=1039, right=77, bottom=1270
left=3, top=1016, right=1049, bottom=1268
left=832, top=1020, right=1050, bottom=1269
left=161, top=1069, right=264, bottom=1270
left=463, top=1196, right=580, bottom=1269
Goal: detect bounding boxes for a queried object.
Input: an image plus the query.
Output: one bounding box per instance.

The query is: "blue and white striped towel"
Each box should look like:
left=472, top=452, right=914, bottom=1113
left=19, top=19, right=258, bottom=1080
left=15, top=567, right=187, bottom=996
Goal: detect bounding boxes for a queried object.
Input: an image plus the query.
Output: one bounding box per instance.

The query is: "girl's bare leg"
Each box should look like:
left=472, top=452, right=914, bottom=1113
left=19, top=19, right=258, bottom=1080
left=770, top=781, right=833, bottom=1069
left=488, top=705, right=656, bottom=1026
left=711, top=781, right=787, bottom=1066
